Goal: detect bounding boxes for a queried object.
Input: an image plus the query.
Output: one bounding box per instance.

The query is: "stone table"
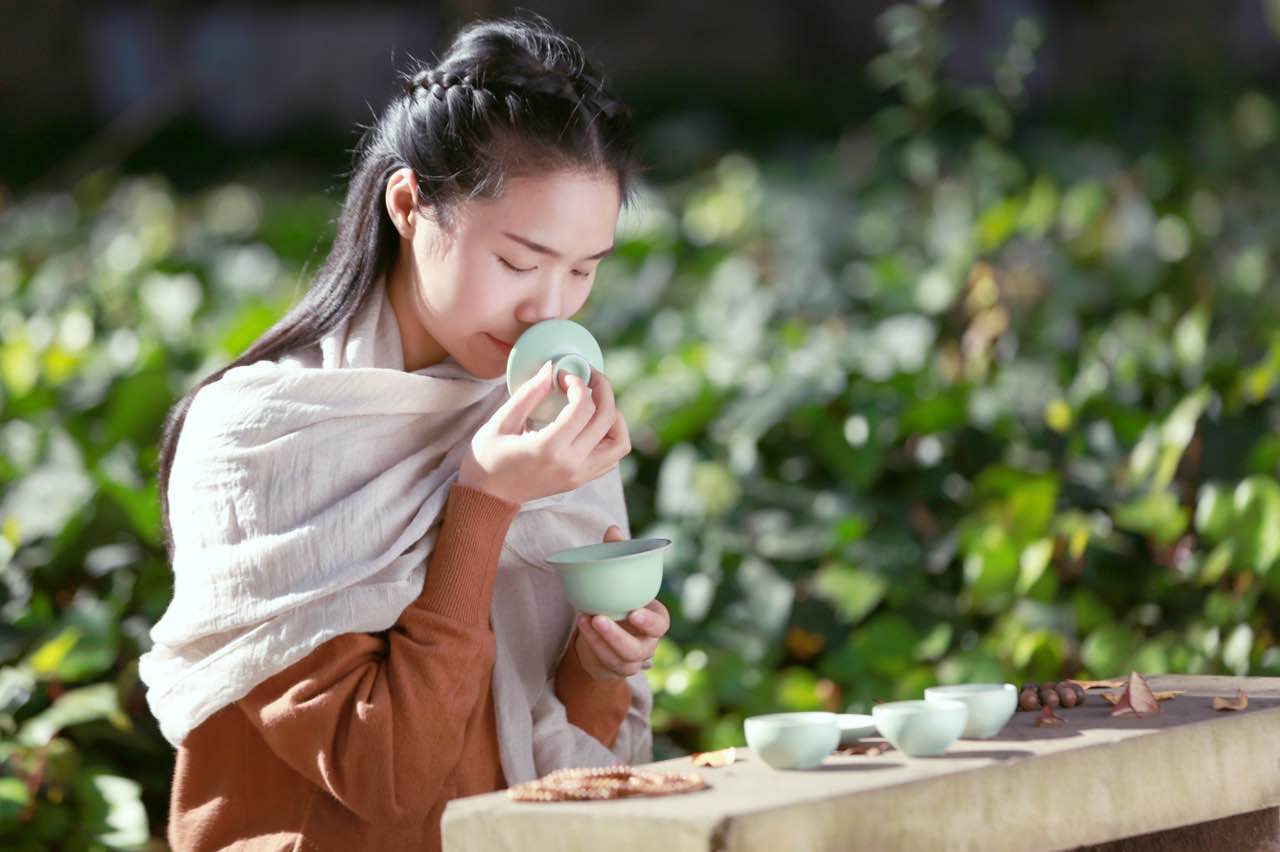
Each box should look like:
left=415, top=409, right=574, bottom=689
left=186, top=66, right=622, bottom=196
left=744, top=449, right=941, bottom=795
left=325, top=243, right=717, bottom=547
left=443, top=675, right=1280, bottom=852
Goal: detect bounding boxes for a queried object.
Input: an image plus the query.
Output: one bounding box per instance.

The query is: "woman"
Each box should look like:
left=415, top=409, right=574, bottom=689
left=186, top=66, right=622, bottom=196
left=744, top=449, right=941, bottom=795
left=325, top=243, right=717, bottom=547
left=140, top=16, right=669, bottom=850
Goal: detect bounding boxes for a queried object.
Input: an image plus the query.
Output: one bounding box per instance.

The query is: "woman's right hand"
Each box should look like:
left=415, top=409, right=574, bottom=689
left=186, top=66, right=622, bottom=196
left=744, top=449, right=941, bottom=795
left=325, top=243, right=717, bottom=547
left=457, top=361, right=631, bottom=505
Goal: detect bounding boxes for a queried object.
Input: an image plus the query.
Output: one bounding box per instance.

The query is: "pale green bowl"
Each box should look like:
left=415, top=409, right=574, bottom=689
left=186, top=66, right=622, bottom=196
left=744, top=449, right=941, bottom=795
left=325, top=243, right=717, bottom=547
left=871, top=699, right=967, bottom=757
left=744, top=712, right=840, bottom=770
left=923, top=683, right=1017, bottom=738
left=546, top=538, right=670, bottom=620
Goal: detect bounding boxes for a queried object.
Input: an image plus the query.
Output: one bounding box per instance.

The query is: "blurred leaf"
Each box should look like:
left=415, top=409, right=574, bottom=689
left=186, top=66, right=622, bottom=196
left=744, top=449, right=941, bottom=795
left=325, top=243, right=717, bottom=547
left=851, top=614, right=919, bottom=679
left=1230, top=476, right=1280, bottom=574
left=936, top=648, right=1006, bottom=685
left=93, top=476, right=162, bottom=546
left=1012, top=629, right=1067, bottom=682
left=220, top=297, right=287, bottom=356
left=26, top=601, right=118, bottom=684
left=1113, top=490, right=1188, bottom=546
left=812, top=562, right=888, bottom=625
left=1016, top=538, right=1054, bottom=596
left=1081, top=623, right=1139, bottom=676
left=914, top=622, right=952, bottom=662
left=0, top=777, right=30, bottom=823
left=73, top=773, right=149, bottom=849
left=99, top=367, right=171, bottom=450
left=773, top=667, right=831, bottom=712
left=17, top=684, right=128, bottom=747
left=1195, top=483, right=1235, bottom=542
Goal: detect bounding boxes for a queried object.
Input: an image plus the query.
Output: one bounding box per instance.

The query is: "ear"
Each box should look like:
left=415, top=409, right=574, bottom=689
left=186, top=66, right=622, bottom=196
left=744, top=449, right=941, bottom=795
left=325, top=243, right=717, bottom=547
left=384, top=167, right=421, bottom=240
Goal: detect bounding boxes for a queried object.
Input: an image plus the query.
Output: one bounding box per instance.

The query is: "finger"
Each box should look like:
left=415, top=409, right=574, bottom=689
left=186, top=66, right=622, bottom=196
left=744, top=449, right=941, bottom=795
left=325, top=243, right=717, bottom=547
left=570, top=371, right=618, bottom=454
left=571, top=622, right=602, bottom=670
left=578, top=616, right=639, bottom=676
left=627, top=600, right=670, bottom=637
left=540, top=373, right=596, bottom=446
left=495, top=361, right=554, bottom=433
left=603, top=524, right=625, bottom=543
left=589, top=613, right=647, bottom=662
left=586, top=407, right=631, bottom=478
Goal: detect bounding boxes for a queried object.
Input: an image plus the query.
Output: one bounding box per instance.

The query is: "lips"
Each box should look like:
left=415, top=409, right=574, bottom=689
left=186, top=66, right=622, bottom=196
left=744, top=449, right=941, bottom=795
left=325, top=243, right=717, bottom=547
left=486, top=333, right=515, bottom=354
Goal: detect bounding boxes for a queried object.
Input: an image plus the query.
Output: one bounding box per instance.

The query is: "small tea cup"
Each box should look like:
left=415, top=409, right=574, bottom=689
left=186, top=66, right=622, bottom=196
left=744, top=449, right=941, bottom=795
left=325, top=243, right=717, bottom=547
left=872, top=699, right=967, bottom=757
left=743, top=712, right=840, bottom=770
left=547, top=538, right=670, bottom=620
left=923, top=683, right=1017, bottom=738
left=506, top=319, right=604, bottom=428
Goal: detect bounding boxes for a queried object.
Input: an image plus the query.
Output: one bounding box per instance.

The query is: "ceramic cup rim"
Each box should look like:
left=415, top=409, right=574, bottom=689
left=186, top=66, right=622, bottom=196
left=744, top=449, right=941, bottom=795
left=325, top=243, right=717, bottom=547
left=872, top=698, right=967, bottom=717
left=924, top=682, right=1016, bottom=697
left=547, top=537, right=672, bottom=566
left=744, top=711, right=838, bottom=729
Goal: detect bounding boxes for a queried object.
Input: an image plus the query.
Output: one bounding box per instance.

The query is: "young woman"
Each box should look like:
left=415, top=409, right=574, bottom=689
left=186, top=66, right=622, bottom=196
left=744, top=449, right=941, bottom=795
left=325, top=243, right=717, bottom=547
left=139, top=16, right=669, bottom=850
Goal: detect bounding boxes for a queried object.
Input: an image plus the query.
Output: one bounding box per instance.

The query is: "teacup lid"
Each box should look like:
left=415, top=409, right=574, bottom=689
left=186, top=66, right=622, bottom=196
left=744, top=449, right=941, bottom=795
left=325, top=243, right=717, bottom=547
left=506, top=319, right=605, bottom=425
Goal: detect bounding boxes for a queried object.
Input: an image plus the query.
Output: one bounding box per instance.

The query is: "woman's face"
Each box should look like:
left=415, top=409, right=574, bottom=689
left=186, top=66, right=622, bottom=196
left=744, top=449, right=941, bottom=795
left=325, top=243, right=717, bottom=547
left=384, top=168, right=621, bottom=377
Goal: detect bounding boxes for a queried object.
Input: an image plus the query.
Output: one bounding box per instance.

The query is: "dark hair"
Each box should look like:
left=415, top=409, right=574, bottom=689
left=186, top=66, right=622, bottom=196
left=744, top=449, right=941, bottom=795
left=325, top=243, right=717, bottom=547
left=154, top=15, right=638, bottom=557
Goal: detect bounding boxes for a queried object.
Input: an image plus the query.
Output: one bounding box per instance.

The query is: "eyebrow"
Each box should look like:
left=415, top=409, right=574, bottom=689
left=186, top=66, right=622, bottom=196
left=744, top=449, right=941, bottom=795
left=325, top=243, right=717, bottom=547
left=502, top=231, right=615, bottom=262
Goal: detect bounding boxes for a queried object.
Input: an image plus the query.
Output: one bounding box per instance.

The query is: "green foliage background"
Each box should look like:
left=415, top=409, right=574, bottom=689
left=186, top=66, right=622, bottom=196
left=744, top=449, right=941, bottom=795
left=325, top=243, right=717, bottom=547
left=3, top=4, right=1280, bottom=847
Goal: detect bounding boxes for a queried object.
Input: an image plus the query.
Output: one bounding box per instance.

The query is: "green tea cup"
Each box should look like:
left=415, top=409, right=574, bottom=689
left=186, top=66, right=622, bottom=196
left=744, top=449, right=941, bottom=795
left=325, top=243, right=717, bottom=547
left=923, top=683, right=1017, bottom=738
left=506, top=319, right=604, bottom=428
left=546, top=538, right=670, bottom=620
left=744, top=712, right=840, bottom=770
left=872, top=699, right=967, bottom=757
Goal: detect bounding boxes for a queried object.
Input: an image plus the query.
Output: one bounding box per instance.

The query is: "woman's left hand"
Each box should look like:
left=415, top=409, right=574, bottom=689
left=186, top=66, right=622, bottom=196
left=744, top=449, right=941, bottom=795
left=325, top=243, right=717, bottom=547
left=572, top=525, right=670, bottom=681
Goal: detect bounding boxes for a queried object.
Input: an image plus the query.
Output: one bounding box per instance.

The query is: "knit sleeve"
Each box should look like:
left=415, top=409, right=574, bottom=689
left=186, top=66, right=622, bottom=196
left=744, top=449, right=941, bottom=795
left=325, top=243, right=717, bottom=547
left=233, top=484, right=519, bottom=824
left=552, top=628, right=635, bottom=750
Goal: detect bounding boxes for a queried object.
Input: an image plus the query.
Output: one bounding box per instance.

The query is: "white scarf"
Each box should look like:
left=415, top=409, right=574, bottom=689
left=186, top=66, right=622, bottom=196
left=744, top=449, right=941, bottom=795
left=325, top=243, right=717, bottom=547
left=138, top=277, right=653, bottom=785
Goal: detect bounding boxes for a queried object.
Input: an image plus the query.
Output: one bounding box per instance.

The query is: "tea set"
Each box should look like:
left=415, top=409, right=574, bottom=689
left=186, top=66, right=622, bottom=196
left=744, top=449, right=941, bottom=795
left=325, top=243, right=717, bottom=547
left=519, top=320, right=1018, bottom=771
left=509, top=318, right=672, bottom=613
left=742, top=683, right=1018, bottom=769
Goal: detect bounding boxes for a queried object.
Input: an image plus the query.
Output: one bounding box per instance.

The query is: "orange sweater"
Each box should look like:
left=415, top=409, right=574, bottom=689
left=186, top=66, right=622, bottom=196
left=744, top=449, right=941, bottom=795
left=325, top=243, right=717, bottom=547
left=164, top=485, right=633, bottom=851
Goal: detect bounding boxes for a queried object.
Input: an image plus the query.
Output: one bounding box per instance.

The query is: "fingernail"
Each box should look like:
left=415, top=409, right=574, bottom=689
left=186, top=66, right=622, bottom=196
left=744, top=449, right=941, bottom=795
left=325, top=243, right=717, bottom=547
left=594, top=615, right=612, bottom=632
left=629, top=611, right=649, bottom=628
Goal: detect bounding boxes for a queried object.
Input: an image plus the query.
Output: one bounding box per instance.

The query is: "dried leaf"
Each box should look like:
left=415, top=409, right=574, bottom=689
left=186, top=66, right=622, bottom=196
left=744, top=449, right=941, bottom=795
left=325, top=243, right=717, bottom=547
left=1101, top=689, right=1184, bottom=704
left=1035, top=704, right=1065, bottom=727
left=837, top=741, right=893, bottom=756
left=1109, top=671, right=1160, bottom=718
left=1067, top=678, right=1128, bottom=691
left=1212, top=690, right=1248, bottom=712
left=691, top=747, right=736, bottom=768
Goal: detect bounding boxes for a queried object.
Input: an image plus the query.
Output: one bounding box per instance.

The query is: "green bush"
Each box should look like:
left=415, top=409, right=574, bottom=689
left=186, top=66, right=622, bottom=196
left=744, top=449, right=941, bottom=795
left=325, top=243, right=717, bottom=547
left=1, top=2, right=1278, bottom=845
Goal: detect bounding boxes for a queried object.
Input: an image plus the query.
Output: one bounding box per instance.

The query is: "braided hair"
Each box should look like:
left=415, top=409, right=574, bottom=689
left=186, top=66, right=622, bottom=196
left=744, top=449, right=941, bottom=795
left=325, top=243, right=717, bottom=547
left=154, top=14, right=638, bottom=557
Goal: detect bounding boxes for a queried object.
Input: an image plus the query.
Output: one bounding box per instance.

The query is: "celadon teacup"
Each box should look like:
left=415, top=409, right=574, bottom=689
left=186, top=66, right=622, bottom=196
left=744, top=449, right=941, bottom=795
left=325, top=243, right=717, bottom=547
left=743, top=712, right=840, bottom=770
left=506, top=319, right=604, bottom=428
left=546, top=538, right=670, bottom=620
left=923, top=683, right=1017, bottom=739
left=872, top=699, right=967, bottom=757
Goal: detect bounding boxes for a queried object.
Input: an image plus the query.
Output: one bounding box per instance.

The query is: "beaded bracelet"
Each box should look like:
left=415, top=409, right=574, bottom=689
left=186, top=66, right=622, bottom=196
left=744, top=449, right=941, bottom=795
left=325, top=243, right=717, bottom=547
left=508, top=764, right=708, bottom=802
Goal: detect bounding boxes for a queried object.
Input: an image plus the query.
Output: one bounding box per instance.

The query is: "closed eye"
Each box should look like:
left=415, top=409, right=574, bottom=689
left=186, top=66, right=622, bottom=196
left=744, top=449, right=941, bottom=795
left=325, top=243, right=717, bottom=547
left=497, top=256, right=535, bottom=273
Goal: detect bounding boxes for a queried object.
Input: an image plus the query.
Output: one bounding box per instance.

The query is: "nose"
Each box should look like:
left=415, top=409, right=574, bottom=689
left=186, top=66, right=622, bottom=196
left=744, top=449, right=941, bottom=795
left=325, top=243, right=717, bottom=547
left=516, top=274, right=566, bottom=323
